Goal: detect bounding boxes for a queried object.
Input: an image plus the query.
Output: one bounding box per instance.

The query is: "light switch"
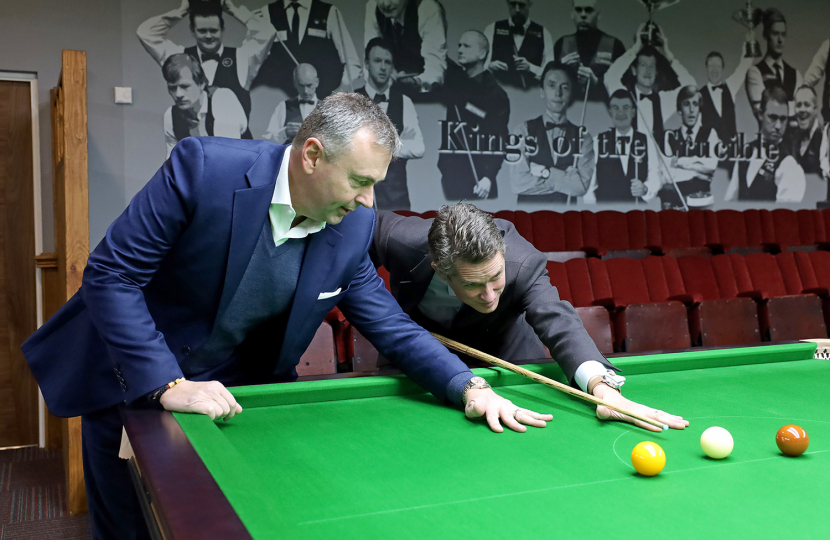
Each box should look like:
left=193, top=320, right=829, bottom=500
left=114, top=87, right=133, bottom=104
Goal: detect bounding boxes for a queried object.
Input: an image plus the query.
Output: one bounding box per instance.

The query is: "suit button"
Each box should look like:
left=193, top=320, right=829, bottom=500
left=182, top=346, right=190, bottom=356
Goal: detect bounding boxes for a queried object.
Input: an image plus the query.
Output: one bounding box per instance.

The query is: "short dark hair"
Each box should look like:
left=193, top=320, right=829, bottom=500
left=607, top=88, right=635, bottom=108
left=762, top=8, right=785, bottom=39
left=759, top=85, right=789, bottom=114
left=428, top=203, right=506, bottom=279
left=705, top=51, right=725, bottom=67
left=635, top=46, right=660, bottom=65
left=294, top=92, right=401, bottom=161
left=365, top=37, right=395, bottom=61
left=676, top=85, right=699, bottom=111
left=162, top=53, right=208, bottom=87
left=189, top=0, right=224, bottom=31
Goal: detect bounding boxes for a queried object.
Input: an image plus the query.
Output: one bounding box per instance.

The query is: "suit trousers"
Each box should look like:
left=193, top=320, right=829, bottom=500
left=82, top=406, right=151, bottom=540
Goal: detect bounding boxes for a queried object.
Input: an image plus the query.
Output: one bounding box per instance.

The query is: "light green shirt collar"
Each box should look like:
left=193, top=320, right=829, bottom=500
left=268, top=145, right=326, bottom=246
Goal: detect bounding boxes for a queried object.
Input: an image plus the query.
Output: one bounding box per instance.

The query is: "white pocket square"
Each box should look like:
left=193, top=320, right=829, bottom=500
left=317, top=288, right=342, bottom=300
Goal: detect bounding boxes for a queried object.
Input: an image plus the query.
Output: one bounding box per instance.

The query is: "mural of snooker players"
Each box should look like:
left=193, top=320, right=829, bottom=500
left=605, top=24, right=695, bottom=149
left=587, top=89, right=660, bottom=203
left=364, top=0, right=448, bottom=96
left=162, top=54, right=249, bottom=158
left=510, top=62, right=594, bottom=203
left=554, top=0, right=625, bottom=102
left=745, top=8, right=802, bottom=120
left=658, top=86, right=721, bottom=210
left=438, top=31, right=510, bottom=200
left=252, top=0, right=362, bottom=97
left=355, top=38, right=425, bottom=210
left=783, top=85, right=824, bottom=175
left=726, top=86, right=805, bottom=202
left=137, top=0, right=275, bottom=125
left=262, top=63, right=319, bottom=144
left=483, top=0, right=554, bottom=89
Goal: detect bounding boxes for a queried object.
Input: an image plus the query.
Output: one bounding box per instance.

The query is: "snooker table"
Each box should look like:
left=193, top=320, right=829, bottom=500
left=122, top=341, right=830, bottom=540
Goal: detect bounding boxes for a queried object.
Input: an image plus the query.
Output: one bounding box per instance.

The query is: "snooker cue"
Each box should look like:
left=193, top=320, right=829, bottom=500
left=431, top=333, right=668, bottom=430
left=567, top=76, right=592, bottom=206
left=275, top=24, right=301, bottom=67
left=453, top=105, right=483, bottom=191
left=334, top=9, right=355, bottom=92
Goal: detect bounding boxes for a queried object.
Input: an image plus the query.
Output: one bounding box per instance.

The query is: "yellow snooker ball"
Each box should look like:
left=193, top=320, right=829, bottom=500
left=700, top=426, right=734, bottom=459
left=631, top=441, right=666, bottom=476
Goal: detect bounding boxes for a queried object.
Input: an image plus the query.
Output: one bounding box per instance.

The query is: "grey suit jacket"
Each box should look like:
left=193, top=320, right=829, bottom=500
left=370, top=212, right=616, bottom=386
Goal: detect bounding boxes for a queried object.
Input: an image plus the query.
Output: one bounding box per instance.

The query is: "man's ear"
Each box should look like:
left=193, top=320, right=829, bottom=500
left=301, top=137, right=324, bottom=174
left=430, top=261, right=447, bottom=281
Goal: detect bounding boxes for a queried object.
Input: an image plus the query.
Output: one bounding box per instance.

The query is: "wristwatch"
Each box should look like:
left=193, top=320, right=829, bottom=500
left=588, top=370, right=626, bottom=395
left=461, top=376, right=491, bottom=405
left=540, top=167, right=551, bottom=179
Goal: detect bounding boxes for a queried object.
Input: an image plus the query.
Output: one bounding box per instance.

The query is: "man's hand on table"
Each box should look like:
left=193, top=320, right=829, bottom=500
left=592, top=384, right=688, bottom=432
left=464, top=387, right=553, bottom=433
left=159, top=380, right=243, bottom=421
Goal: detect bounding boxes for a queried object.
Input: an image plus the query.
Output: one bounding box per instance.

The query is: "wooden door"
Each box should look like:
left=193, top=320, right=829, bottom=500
left=0, top=80, right=39, bottom=448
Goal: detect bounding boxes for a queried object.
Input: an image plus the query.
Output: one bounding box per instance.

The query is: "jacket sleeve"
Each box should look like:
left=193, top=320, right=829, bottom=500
left=508, top=227, right=617, bottom=384
left=80, top=138, right=208, bottom=403
left=341, top=215, right=473, bottom=404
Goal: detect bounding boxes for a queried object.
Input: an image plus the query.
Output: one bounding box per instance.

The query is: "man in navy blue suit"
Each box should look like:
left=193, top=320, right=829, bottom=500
left=22, top=93, right=552, bottom=540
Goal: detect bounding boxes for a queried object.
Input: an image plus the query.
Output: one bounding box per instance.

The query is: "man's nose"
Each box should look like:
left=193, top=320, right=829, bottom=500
left=355, top=186, right=374, bottom=209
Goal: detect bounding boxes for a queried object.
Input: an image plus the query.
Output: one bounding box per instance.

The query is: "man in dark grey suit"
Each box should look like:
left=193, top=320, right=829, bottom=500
left=370, top=203, right=689, bottom=432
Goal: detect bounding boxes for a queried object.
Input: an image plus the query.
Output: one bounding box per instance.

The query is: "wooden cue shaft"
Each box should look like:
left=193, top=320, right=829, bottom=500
left=431, top=333, right=667, bottom=430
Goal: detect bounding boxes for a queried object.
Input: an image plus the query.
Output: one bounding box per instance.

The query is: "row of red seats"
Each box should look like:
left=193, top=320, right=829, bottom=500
left=396, top=208, right=830, bottom=260
left=547, top=251, right=830, bottom=354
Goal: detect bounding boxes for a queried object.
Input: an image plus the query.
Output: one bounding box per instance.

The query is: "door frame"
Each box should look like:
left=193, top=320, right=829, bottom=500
left=0, top=71, right=45, bottom=448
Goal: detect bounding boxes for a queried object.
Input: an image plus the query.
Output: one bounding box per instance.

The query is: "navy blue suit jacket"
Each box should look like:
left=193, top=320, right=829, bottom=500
left=23, top=138, right=472, bottom=417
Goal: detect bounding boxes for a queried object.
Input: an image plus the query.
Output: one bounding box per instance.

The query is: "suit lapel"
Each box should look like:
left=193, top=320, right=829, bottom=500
left=215, top=145, right=286, bottom=322
left=397, top=252, right=434, bottom=313
left=278, top=225, right=342, bottom=366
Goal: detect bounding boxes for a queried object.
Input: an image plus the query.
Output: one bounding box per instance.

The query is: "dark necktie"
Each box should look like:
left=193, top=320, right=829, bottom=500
left=201, top=52, right=220, bottom=62
left=617, top=135, right=630, bottom=155
left=685, top=128, right=694, bottom=145
left=289, top=2, right=301, bottom=48
left=775, top=63, right=783, bottom=84
left=373, top=93, right=388, bottom=104
left=544, top=122, right=568, bottom=131
left=511, top=24, right=525, bottom=36
left=298, top=99, right=315, bottom=105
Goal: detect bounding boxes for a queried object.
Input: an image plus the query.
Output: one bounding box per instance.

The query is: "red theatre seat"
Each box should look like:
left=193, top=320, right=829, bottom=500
left=714, top=209, right=774, bottom=254
left=675, top=256, right=761, bottom=346
left=646, top=209, right=721, bottom=257
left=585, top=210, right=652, bottom=260
left=711, top=253, right=826, bottom=341
left=768, top=209, right=826, bottom=252
left=602, top=257, right=690, bottom=352
left=493, top=210, right=534, bottom=244
left=547, top=260, right=614, bottom=354
left=529, top=210, right=587, bottom=262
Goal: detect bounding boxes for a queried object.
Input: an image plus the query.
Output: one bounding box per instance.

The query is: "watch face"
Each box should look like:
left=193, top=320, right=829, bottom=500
left=541, top=168, right=551, bottom=179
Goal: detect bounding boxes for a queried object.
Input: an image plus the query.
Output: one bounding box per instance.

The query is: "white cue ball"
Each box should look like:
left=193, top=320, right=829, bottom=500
left=700, top=426, right=734, bottom=459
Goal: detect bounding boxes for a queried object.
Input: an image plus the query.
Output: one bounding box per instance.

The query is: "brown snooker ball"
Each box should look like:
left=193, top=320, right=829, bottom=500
left=776, top=425, right=809, bottom=457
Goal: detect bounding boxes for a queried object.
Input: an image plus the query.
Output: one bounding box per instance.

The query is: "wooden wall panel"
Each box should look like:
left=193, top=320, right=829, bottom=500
left=36, top=254, right=62, bottom=451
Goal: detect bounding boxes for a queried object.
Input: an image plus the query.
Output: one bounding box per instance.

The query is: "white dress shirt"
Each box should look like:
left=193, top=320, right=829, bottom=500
left=821, top=124, right=830, bottom=180
left=364, top=0, right=447, bottom=87
left=263, top=96, right=318, bottom=143
left=804, top=39, right=830, bottom=89
left=268, top=145, right=326, bottom=246
left=163, top=89, right=248, bottom=158
left=725, top=145, right=806, bottom=202
left=663, top=117, right=721, bottom=184
left=482, top=19, right=554, bottom=79
left=137, top=4, right=276, bottom=89
left=253, top=0, right=363, bottom=89
left=363, top=82, right=425, bottom=160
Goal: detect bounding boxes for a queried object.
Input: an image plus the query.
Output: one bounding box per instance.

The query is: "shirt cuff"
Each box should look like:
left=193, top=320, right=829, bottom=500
left=445, top=371, right=476, bottom=406
left=574, top=360, right=610, bottom=393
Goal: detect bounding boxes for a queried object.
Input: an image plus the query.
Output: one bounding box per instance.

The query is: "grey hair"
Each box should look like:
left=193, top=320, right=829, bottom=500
left=293, top=92, right=401, bottom=162
left=428, top=203, right=506, bottom=278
